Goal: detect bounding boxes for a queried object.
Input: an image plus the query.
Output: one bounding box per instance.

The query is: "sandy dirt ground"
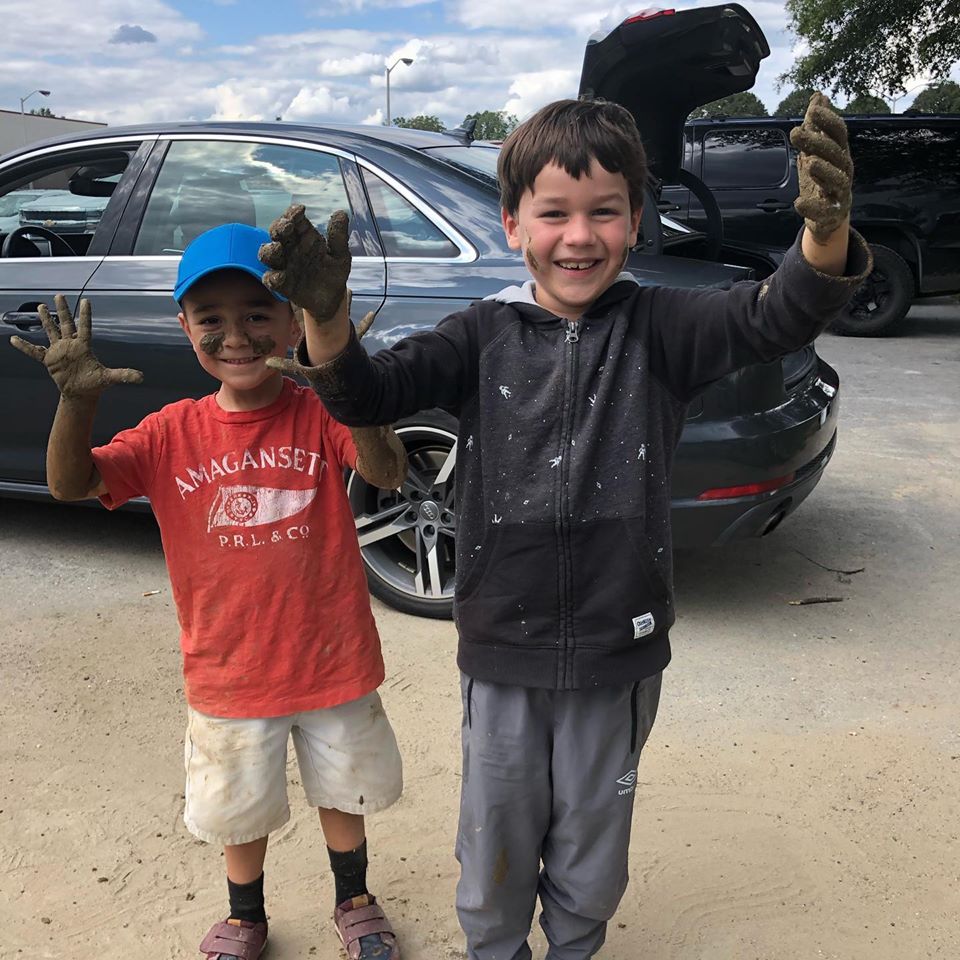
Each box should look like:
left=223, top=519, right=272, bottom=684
left=2, top=308, right=958, bottom=959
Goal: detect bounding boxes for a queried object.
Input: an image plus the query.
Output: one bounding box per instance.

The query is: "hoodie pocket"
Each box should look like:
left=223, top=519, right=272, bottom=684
left=455, top=521, right=560, bottom=644
left=456, top=523, right=503, bottom=604
left=571, top=518, right=672, bottom=648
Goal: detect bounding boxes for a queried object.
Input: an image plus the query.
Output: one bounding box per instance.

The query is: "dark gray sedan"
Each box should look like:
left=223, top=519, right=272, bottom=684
left=0, top=112, right=838, bottom=618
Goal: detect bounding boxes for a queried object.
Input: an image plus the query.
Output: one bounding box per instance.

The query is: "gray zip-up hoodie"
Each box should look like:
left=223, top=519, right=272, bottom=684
left=310, top=230, right=871, bottom=689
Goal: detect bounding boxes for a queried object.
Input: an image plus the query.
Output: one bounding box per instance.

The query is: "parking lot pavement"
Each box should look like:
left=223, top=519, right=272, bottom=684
left=1, top=309, right=958, bottom=959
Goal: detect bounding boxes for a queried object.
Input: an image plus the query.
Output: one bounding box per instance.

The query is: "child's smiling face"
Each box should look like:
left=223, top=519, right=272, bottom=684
left=178, top=269, right=298, bottom=408
left=501, top=158, right=641, bottom=322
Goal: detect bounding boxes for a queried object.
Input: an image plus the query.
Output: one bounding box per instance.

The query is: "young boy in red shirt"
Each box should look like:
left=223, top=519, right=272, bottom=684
left=10, top=222, right=407, bottom=960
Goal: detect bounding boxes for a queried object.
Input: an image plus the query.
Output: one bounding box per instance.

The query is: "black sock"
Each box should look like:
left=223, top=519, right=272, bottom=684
left=227, top=872, right=267, bottom=925
left=328, top=840, right=369, bottom=905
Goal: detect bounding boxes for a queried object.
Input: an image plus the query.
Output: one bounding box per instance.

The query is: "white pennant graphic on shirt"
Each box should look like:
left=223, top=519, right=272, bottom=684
left=207, top=484, right=317, bottom=531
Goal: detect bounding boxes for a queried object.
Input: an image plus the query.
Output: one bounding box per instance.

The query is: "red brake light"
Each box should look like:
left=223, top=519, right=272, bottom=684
left=696, top=473, right=796, bottom=501
left=624, top=8, right=676, bottom=23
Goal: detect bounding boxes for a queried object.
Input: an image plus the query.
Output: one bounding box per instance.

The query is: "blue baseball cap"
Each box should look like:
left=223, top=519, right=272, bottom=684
left=174, top=222, right=287, bottom=304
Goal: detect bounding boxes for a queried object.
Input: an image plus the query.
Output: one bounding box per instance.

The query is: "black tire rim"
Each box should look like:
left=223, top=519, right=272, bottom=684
left=847, top=267, right=893, bottom=322
left=347, top=424, right=457, bottom=606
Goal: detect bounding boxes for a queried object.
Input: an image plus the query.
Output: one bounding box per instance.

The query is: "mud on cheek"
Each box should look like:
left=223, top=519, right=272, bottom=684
left=199, top=333, right=225, bottom=355
left=249, top=335, right=276, bottom=356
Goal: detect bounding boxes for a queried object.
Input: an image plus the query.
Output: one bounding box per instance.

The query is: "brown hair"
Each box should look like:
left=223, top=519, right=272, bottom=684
left=497, top=98, right=648, bottom=215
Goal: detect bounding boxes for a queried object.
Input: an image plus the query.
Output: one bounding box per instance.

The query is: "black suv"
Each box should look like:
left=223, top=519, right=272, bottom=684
left=661, top=113, right=960, bottom=336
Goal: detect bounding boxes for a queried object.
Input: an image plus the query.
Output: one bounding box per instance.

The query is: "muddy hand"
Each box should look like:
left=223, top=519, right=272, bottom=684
left=260, top=205, right=351, bottom=323
left=265, top=297, right=377, bottom=380
left=789, top=92, right=853, bottom=244
left=9, top=295, right=143, bottom=399
left=351, top=424, right=408, bottom=489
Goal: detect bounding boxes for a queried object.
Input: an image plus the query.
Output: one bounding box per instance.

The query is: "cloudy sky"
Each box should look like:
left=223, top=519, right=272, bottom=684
left=0, top=0, right=951, bottom=130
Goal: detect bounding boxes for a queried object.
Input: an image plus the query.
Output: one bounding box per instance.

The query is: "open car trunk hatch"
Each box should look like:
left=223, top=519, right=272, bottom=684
left=578, top=4, right=770, bottom=183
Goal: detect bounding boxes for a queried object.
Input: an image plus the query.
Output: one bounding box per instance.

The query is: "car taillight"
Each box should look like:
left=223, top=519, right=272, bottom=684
left=623, top=8, right=676, bottom=23
left=696, top=473, right=796, bottom=501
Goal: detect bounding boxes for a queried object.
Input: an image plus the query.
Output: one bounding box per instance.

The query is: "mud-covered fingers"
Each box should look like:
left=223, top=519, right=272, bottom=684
left=37, top=302, right=60, bottom=343
left=805, top=99, right=848, bottom=150
left=261, top=268, right=288, bottom=297
left=76, top=299, right=93, bottom=343
left=790, top=126, right=853, bottom=176
left=325, top=210, right=351, bottom=260
left=351, top=425, right=408, bottom=489
left=795, top=194, right=839, bottom=225
left=356, top=308, right=376, bottom=340
left=269, top=203, right=307, bottom=242
left=9, top=335, right=46, bottom=362
left=264, top=355, right=301, bottom=375
left=104, top=365, right=145, bottom=387
left=259, top=239, right=287, bottom=271
left=803, top=155, right=851, bottom=204
left=54, top=294, right=76, bottom=339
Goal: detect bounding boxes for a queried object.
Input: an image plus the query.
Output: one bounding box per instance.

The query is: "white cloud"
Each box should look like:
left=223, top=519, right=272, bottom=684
left=209, top=81, right=291, bottom=122
left=0, top=0, right=807, bottom=130
left=285, top=86, right=354, bottom=121
left=505, top=69, right=580, bottom=121
left=311, top=0, right=434, bottom=13
left=320, top=53, right=385, bottom=77
left=0, top=0, right=201, bottom=50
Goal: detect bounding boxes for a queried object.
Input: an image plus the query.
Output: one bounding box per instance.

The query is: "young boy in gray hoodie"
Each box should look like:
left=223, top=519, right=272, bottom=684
left=259, top=94, right=870, bottom=960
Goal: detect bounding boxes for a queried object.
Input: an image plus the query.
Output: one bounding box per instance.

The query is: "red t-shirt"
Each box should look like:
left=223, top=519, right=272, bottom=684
left=92, top=379, right=384, bottom=718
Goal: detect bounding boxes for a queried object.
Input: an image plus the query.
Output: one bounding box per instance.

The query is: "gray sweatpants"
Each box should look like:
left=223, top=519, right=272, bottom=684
left=455, top=671, right=662, bottom=960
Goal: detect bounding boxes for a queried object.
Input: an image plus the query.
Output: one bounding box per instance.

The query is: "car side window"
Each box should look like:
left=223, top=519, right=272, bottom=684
left=134, top=140, right=358, bottom=255
left=0, top=150, right=130, bottom=256
left=701, top=128, right=789, bottom=188
left=361, top=168, right=459, bottom=258
left=850, top=124, right=959, bottom=191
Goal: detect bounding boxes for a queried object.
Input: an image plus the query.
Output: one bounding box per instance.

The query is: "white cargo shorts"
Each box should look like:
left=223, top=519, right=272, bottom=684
left=183, top=692, right=402, bottom=845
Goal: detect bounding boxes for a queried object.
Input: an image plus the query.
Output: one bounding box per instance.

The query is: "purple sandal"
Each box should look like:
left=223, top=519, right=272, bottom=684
left=199, top=918, right=268, bottom=960
left=334, top=894, right=400, bottom=959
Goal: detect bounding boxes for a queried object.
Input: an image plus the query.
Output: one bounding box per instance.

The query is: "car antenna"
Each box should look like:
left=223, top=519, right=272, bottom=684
left=444, top=117, right=477, bottom=144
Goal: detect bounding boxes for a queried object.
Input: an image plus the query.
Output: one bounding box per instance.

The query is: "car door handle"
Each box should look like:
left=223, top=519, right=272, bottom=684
left=1, top=309, right=43, bottom=330
left=756, top=201, right=791, bottom=212
left=657, top=202, right=681, bottom=213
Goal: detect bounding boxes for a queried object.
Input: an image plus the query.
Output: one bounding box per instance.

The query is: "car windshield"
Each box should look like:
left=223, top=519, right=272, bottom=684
left=424, top=145, right=500, bottom=184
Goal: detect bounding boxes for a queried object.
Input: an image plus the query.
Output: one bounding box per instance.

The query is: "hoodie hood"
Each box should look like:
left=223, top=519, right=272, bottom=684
left=484, top=272, right=639, bottom=320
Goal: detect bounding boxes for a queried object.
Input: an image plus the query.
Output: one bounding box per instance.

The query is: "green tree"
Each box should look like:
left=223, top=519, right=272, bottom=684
left=29, top=106, right=55, bottom=117
left=910, top=79, right=960, bottom=113
left=774, top=87, right=818, bottom=115
left=462, top=110, right=519, bottom=141
left=392, top=115, right=444, bottom=132
left=842, top=94, right=891, bottom=114
left=783, top=0, right=960, bottom=99
left=689, top=92, right=768, bottom=119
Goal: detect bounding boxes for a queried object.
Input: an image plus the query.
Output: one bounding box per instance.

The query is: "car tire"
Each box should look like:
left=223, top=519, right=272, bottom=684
left=347, top=411, right=458, bottom=619
left=830, top=243, right=914, bottom=337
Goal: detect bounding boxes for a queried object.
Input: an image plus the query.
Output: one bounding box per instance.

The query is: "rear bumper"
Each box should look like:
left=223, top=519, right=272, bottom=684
left=670, top=357, right=840, bottom=548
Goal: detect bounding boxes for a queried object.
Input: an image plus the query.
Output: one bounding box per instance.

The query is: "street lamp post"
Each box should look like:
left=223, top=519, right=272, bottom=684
left=19, top=89, right=51, bottom=143
left=385, top=57, right=413, bottom=126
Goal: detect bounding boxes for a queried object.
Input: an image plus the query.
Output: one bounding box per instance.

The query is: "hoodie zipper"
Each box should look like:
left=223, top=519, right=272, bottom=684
left=557, top=318, right=580, bottom=687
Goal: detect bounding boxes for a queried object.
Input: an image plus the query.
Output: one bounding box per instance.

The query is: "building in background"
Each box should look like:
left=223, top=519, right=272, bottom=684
left=0, top=109, right=106, bottom=157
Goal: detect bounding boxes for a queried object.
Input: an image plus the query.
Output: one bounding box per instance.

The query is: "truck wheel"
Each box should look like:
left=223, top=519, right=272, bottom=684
left=830, top=244, right=914, bottom=337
